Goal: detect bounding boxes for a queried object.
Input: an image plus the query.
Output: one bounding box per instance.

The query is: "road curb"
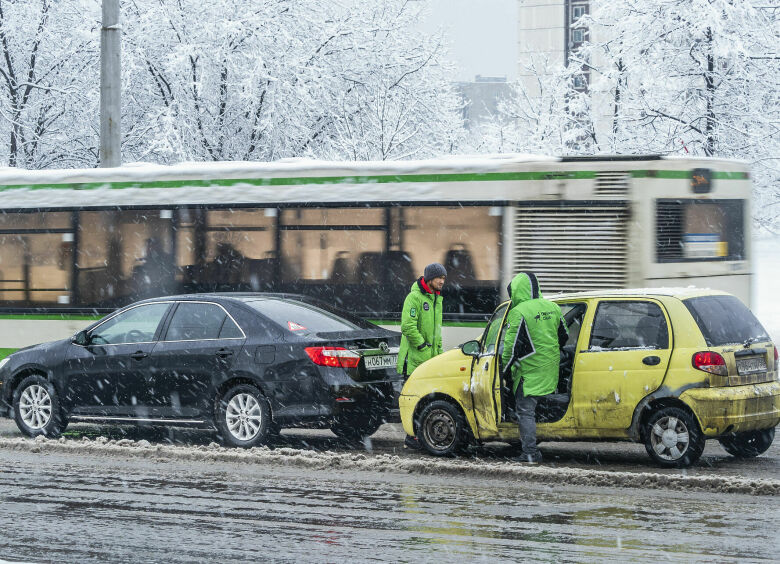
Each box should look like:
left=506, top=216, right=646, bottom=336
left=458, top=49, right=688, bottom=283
left=1, top=436, right=777, bottom=496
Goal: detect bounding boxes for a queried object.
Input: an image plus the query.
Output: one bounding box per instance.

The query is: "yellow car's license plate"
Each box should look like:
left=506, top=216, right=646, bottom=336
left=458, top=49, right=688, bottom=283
left=736, top=356, right=767, bottom=376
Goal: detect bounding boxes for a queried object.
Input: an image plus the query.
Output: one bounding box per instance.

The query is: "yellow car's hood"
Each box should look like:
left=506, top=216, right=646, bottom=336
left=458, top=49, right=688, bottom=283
left=401, top=348, right=473, bottom=397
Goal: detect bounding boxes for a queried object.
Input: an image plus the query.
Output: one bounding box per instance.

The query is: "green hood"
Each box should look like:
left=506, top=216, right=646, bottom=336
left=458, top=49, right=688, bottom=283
left=508, top=272, right=542, bottom=306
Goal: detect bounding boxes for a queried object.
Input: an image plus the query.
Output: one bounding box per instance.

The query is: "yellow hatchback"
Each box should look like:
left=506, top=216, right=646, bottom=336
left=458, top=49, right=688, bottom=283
left=399, top=289, right=780, bottom=467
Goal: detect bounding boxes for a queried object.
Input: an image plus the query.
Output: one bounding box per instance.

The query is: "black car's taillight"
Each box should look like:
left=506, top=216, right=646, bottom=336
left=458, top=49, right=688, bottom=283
left=305, top=347, right=361, bottom=368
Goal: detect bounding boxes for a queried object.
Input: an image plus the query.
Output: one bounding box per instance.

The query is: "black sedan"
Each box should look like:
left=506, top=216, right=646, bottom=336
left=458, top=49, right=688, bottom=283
left=0, top=294, right=402, bottom=447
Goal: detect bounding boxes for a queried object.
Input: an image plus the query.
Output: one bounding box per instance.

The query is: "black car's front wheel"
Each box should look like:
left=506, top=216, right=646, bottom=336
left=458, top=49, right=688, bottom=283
left=216, top=384, right=271, bottom=448
left=13, top=374, right=67, bottom=438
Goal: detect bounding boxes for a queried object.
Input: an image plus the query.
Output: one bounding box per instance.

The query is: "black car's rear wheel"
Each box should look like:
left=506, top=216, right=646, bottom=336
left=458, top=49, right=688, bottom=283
left=718, top=428, right=775, bottom=458
left=13, top=374, right=67, bottom=438
left=417, top=400, right=467, bottom=457
left=216, top=383, right=270, bottom=448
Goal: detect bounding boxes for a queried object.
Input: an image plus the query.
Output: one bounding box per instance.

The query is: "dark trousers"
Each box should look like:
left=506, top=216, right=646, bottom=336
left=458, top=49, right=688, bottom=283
left=515, top=387, right=539, bottom=458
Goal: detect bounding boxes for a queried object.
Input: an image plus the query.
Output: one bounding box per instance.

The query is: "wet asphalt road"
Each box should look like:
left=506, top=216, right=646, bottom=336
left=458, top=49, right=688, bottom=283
left=0, top=420, right=779, bottom=562
left=1, top=447, right=779, bottom=563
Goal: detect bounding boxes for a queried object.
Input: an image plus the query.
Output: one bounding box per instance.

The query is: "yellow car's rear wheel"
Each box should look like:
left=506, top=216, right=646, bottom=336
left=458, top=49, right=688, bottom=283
left=643, top=406, right=704, bottom=468
left=718, top=428, right=775, bottom=458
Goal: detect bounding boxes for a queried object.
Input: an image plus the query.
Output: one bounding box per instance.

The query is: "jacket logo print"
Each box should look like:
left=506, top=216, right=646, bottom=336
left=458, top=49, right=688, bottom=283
left=409, top=307, right=417, bottom=318
left=423, top=302, right=430, bottom=311
left=534, top=311, right=555, bottom=322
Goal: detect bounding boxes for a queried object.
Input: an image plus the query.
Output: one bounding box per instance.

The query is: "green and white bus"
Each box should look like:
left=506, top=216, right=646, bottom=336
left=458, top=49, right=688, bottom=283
left=0, top=154, right=752, bottom=352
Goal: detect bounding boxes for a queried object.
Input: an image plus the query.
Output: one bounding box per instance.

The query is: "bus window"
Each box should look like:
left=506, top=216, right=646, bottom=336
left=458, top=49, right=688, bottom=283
left=198, top=208, right=277, bottom=291
left=0, top=211, right=73, bottom=305
left=0, top=212, right=73, bottom=305
left=77, top=210, right=174, bottom=306
left=280, top=208, right=384, bottom=283
left=656, top=199, right=744, bottom=262
left=400, top=206, right=500, bottom=313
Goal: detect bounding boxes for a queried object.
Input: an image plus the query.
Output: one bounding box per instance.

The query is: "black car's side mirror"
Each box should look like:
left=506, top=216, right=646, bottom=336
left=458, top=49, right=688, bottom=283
left=72, top=330, right=90, bottom=346
left=460, top=340, right=480, bottom=357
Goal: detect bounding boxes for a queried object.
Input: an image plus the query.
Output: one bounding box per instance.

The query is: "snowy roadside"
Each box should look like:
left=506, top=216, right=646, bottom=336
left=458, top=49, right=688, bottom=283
left=755, top=235, right=780, bottom=341
left=2, top=435, right=777, bottom=497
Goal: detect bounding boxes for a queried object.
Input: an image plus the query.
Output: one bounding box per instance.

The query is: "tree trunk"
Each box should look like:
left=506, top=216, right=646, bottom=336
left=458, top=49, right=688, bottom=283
left=704, top=27, right=715, bottom=156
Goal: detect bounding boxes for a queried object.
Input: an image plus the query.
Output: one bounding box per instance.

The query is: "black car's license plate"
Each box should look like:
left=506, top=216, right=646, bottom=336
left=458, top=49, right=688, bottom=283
left=364, top=354, right=398, bottom=371
left=736, top=356, right=767, bottom=376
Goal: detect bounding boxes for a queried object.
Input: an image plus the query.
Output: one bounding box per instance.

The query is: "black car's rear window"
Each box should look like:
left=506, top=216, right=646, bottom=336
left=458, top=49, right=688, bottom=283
left=243, top=299, right=371, bottom=333
left=684, top=295, right=770, bottom=346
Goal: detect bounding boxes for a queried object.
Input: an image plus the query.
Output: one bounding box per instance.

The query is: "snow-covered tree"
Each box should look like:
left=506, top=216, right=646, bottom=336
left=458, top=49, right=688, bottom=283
left=475, top=56, right=594, bottom=155
left=0, top=0, right=463, bottom=168
left=121, top=0, right=464, bottom=163
left=484, top=0, right=779, bottom=229
left=585, top=0, right=779, bottom=230
left=0, top=0, right=99, bottom=168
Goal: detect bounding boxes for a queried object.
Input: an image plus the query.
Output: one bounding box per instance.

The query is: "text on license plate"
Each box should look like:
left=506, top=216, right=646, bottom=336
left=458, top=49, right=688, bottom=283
left=364, top=354, right=398, bottom=370
left=736, top=356, right=767, bottom=375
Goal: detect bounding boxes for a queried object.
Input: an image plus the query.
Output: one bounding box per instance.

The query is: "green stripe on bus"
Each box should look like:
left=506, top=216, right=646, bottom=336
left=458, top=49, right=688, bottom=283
left=0, top=170, right=600, bottom=192
left=0, top=348, right=17, bottom=359
left=0, top=169, right=748, bottom=193
left=369, top=320, right=486, bottom=328
left=0, top=169, right=748, bottom=194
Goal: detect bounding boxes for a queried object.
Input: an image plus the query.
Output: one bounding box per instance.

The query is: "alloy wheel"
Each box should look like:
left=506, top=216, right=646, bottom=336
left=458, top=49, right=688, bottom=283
left=225, top=393, right=263, bottom=441
left=649, top=415, right=690, bottom=461
left=19, top=384, right=52, bottom=430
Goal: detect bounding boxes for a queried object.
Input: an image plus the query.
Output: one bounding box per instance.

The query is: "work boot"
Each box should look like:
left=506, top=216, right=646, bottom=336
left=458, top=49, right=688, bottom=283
left=404, top=435, right=420, bottom=450
left=513, top=451, right=543, bottom=464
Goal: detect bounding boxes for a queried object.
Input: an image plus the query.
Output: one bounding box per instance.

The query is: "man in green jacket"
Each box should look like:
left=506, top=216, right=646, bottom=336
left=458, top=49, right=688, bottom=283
left=397, top=262, right=446, bottom=449
left=501, top=271, right=567, bottom=463
left=397, top=262, right=446, bottom=378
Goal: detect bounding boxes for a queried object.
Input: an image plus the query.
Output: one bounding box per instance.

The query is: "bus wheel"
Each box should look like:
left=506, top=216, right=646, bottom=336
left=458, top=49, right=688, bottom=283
left=13, top=375, right=67, bottom=439
left=718, top=428, right=774, bottom=458
left=417, top=400, right=467, bottom=457
left=643, top=406, right=704, bottom=468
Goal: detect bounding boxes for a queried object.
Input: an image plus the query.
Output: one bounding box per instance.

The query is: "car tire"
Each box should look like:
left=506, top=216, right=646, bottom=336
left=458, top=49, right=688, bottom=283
left=13, top=374, right=67, bottom=439
left=331, top=412, right=383, bottom=442
left=643, top=406, right=704, bottom=468
left=718, top=428, right=775, bottom=458
left=215, top=383, right=270, bottom=448
left=417, top=400, right=468, bottom=457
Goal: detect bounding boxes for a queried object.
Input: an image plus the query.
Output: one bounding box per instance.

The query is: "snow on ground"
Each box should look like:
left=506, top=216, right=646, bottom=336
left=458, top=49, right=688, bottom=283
left=754, top=235, right=780, bottom=341
left=1, top=435, right=777, bottom=496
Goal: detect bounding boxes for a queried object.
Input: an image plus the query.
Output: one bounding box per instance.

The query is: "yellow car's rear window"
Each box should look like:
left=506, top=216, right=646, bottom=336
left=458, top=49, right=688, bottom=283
left=684, top=295, right=769, bottom=346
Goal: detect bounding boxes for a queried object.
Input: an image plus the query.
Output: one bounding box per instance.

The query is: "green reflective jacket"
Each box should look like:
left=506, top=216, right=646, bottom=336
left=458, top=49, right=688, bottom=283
left=397, top=278, right=444, bottom=376
left=501, top=272, right=566, bottom=396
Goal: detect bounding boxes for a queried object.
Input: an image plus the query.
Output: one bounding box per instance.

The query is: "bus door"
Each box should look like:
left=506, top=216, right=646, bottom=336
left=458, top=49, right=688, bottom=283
left=470, top=303, right=508, bottom=438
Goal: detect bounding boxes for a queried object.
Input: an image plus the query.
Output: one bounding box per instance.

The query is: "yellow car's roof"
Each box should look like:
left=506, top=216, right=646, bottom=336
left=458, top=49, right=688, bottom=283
left=549, top=287, right=731, bottom=301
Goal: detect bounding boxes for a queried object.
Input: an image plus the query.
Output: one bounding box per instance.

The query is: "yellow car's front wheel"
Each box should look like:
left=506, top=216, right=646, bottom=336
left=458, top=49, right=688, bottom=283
left=417, top=400, right=468, bottom=456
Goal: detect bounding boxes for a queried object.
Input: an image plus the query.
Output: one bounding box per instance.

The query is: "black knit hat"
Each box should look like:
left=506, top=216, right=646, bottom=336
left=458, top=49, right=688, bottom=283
left=424, top=262, right=447, bottom=281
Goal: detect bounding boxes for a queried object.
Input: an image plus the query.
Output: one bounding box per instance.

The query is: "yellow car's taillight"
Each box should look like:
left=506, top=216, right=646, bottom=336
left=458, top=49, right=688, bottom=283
left=692, top=351, right=728, bottom=376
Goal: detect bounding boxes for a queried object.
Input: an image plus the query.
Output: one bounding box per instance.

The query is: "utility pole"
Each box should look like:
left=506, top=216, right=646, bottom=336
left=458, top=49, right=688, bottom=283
left=100, top=0, right=121, bottom=167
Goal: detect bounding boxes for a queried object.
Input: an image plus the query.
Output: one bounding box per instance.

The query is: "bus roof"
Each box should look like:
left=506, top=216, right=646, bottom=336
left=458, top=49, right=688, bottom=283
left=0, top=154, right=751, bottom=210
